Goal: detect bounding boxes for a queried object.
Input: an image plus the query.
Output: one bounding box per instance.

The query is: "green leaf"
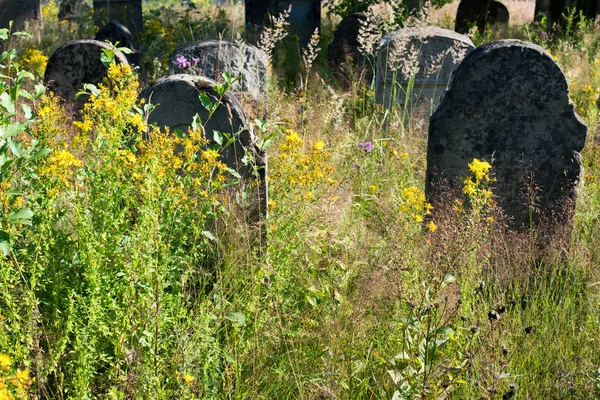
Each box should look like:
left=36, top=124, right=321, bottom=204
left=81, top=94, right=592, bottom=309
left=9, top=140, right=23, bottom=157
left=100, top=49, right=114, bottom=67
left=117, top=46, right=134, bottom=55
left=202, top=230, right=216, bottom=241
left=213, top=130, right=223, bottom=146
left=198, top=92, right=212, bottom=111
left=0, top=29, right=8, bottom=40
left=443, top=274, right=456, bottom=284
left=0, top=230, right=10, bottom=256
left=1, top=122, right=26, bottom=139
left=6, top=207, right=34, bottom=225
left=21, top=104, right=33, bottom=120
left=0, top=92, right=15, bottom=113
left=226, top=312, right=246, bottom=326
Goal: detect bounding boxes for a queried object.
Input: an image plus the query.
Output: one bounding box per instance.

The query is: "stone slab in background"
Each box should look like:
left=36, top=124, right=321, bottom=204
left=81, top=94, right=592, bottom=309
left=94, top=20, right=141, bottom=68
left=139, top=74, right=267, bottom=219
left=426, top=39, right=586, bottom=229
left=455, top=0, right=509, bottom=34
left=0, top=0, right=42, bottom=31
left=44, top=39, right=129, bottom=102
left=375, top=27, right=474, bottom=110
left=328, top=12, right=372, bottom=77
left=92, top=0, right=142, bottom=39
left=169, top=39, right=268, bottom=103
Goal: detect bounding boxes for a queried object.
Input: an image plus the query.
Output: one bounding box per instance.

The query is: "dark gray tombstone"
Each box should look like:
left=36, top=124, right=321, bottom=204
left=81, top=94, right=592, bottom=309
left=44, top=40, right=129, bottom=102
left=535, top=0, right=598, bottom=26
left=94, top=20, right=141, bottom=67
left=455, top=0, right=509, bottom=34
left=245, top=0, right=320, bottom=46
left=375, top=27, right=474, bottom=110
left=169, top=39, right=268, bottom=103
left=58, top=0, right=80, bottom=21
left=139, top=75, right=267, bottom=220
left=426, top=40, right=586, bottom=230
left=328, top=13, right=370, bottom=71
left=92, top=0, right=142, bottom=39
left=0, top=0, right=42, bottom=31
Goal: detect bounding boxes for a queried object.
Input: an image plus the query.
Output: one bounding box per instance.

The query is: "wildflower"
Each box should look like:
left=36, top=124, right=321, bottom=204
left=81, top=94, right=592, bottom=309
left=541, top=31, right=548, bottom=38
left=313, top=140, right=325, bottom=151
left=176, top=55, right=191, bottom=69
left=182, top=373, right=194, bottom=385
left=369, top=185, right=377, bottom=193
left=426, top=221, right=437, bottom=232
left=400, top=152, right=408, bottom=159
left=357, top=141, right=374, bottom=152
left=0, top=354, right=10, bottom=371
left=353, top=162, right=360, bottom=168
left=191, top=57, right=200, bottom=65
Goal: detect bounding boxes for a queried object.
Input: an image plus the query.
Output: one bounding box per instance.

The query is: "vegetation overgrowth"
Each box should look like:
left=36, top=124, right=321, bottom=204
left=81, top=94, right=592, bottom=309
left=1, top=0, right=600, bottom=398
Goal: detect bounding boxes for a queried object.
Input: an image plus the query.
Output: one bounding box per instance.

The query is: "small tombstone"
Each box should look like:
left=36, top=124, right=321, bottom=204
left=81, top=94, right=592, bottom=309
left=92, top=0, right=142, bottom=39
left=44, top=40, right=129, bottom=102
left=455, top=0, right=509, bottom=34
left=245, top=0, right=320, bottom=46
left=328, top=13, right=371, bottom=75
left=95, top=20, right=141, bottom=68
left=0, top=0, right=42, bottom=31
left=139, top=74, right=267, bottom=219
left=426, top=40, right=586, bottom=230
left=169, top=39, right=268, bottom=103
left=375, top=27, right=474, bottom=110
left=58, top=0, right=80, bottom=21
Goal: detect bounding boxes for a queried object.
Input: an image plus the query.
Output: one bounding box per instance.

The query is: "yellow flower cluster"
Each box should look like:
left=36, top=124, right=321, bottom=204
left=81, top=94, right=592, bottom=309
left=18, top=47, right=48, bottom=77
left=269, top=129, right=334, bottom=206
left=0, top=354, right=34, bottom=400
left=400, top=186, right=432, bottom=223
left=463, top=158, right=494, bottom=203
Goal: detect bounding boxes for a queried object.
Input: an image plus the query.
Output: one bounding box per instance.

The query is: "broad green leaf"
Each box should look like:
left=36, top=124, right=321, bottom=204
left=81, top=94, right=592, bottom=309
left=225, top=312, right=246, bottom=326
left=202, top=230, right=216, bottom=241
left=6, top=207, right=34, bottom=225
left=213, top=130, right=223, bottom=146
left=0, top=29, right=8, bottom=40
left=1, top=122, right=26, bottom=139
left=198, top=92, right=212, bottom=111
left=0, top=92, right=15, bottom=113
left=9, top=140, right=23, bottom=157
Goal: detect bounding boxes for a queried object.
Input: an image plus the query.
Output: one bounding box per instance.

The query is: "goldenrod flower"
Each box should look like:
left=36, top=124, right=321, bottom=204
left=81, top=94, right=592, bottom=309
left=0, top=354, right=10, bottom=371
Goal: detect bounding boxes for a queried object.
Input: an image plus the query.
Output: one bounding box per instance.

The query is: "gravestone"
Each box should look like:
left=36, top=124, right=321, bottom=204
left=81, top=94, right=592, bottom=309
left=93, top=0, right=142, bottom=39
left=95, top=20, right=141, bottom=67
left=535, top=0, right=598, bottom=26
left=245, top=0, right=320, bottom=46
left=455, top=0, right=509, bottom=34
left=169, top=39, right=268, bottom=103
left=328, top=13, right=371, bottom=72
left=0, top=0, right=42, bottom=31
left=44, top=40, right=129, bottom=102
left=375, top=27, right=474, bottom=110
left=139, top=74, right=267, bottom=219
left=426, top=40, right=587, bottom=229
left=58, top=0, right=80, bottom=21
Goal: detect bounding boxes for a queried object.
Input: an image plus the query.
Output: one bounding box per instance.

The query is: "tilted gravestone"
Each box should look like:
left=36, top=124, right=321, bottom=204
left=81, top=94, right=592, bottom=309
left=44, top=40, right=129, bottom=102
left=0, top=0, right=42, bottom=31
left=328, top=13, right=371, bottom=73
left=92, top=0, right=142, bottom=39
left=426, top=40, right=587, bottom=229
left=139, top=75, right=267, bottom=219
left=455, top=0, right=509, bottom=34
left=169, top=39, right=268, bottom=103
left=95, top=20, right=141, bottom=67
left=375, top=27, right=474, bottom=110
left=245, top=0, right=320, bottom=46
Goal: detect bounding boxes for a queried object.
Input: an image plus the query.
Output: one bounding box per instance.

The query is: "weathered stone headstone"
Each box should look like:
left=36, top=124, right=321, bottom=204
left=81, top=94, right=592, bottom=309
left=44, top=40, right=129, bottom=102
left=455, top=0, right=509, bottom=34
left=93, top=0, right=142, bottom=39
left=535, top=0, right=598, bottom=26
left=375, top=27, right=474, bottom=110
left=95, top=20, right=141, bottom=67
left=328, top=13, right=371, bottom=72
left=0, top=0, right=42, bottom=31
left=245, top=0, right=320, bottom=46
left=58, top=0, right=80, bottom=21
left=139, top=74, right=268, bottom=219
left=169, top=39, right=268, bottom=103
left=426, top=40, right=586, bottom=229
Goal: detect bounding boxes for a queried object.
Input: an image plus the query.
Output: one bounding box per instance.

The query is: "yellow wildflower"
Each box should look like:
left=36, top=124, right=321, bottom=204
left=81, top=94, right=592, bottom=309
left=426, top=221, right=437, bottom=232
left=0, top=354, right=10, bottom=371
left=182, top=373, right=194, bottom=385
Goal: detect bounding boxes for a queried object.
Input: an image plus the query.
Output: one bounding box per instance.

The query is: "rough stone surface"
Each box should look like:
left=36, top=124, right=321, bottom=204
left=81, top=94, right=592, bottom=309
left=44, top=40, right=129, bottom=102
left=245, top=0, right=320, bottom=46
left=93, top=0, right=142, bottom=39
left=375, top=27, right=474, bottom=110
left=169, top=39, right=268, bottom=103
left=94, top=20, right=141, bottom=67
left=139, top=74, right=267, bottom=217
left=426, top=40, right=587, bottom=229
left=58, top=0, right=80, bottom=21
left=0, top=0, right=42, bottom=31
left=455, top=0, right=509, bottom=34
left=328, top=13, right=370, bottom=71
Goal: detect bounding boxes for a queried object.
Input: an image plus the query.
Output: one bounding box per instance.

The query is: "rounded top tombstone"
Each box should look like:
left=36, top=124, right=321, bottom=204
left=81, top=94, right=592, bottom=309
left=44, top=39, right=129, bottom=102
left=375, top=27, right=474, bottom=109
left=426, top=39, right=587, bottom=228
left=169, top=39, right=268, bottom=103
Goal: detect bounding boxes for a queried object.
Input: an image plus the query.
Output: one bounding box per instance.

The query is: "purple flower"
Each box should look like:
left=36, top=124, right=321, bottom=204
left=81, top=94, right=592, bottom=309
left=358, top=141, right=374, bottom=152
left=191, top=57, right=200, bottom=65
left=176, top=55, right=191, bottom=69
left=541, top=31, right=548, bottom=38
left=353, top=162, right=360, bottom=168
